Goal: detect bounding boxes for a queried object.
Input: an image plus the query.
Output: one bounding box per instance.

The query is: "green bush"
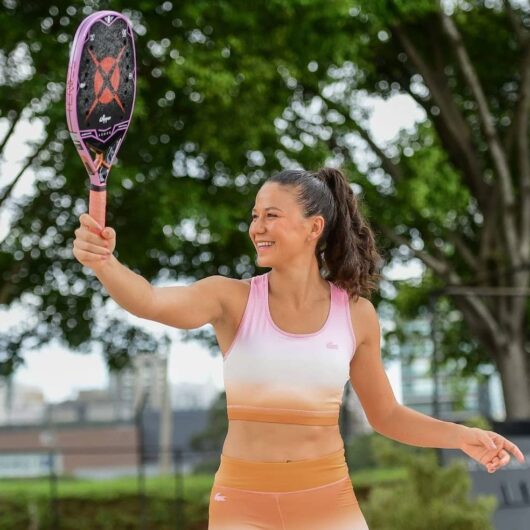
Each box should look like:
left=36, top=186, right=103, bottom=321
left=192, top=456, right=221, bottom=474
left=345, top=432, right=378, bottom=471
left=462, top=415, right=493, bottom=431
left=0, top=495, right=208, bottom=530
left=362, top=436, right=497, bottom=530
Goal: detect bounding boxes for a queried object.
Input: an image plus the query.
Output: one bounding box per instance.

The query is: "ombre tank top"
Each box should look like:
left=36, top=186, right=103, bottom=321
left=223, top=271, right=357, bottom=427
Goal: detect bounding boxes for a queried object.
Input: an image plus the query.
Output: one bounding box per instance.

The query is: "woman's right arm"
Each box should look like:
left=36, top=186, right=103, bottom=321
left=73, top=213, right=225, bottom=328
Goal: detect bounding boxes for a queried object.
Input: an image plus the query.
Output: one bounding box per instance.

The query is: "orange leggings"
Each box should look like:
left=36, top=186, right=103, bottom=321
left=208, top=447, right=369, bottom=530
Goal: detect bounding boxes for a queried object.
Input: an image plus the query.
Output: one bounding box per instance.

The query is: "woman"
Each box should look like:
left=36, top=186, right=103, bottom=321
left=73, top=167, right=525, bottom=530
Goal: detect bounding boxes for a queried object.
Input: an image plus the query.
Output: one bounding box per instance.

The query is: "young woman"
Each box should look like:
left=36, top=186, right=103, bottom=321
left=73, top=167, right=525, bottom=530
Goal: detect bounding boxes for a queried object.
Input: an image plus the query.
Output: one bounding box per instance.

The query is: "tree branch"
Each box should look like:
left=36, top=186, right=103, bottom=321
left=0, top=111, right=20, bottom=159
left=449, top=295, right=503, bottom=360
left=503, top=0, right=530, bottom=45
left=438, top=7, right=520, bottom=266
left=391, top=24, right=489, bottom=209
left=319, top=94, right=403, bottom=183
left=501, top=3, right=530, bottom=258
left=446, top=231, right=480, bottom=272
left=0, top=142, right=46, bottom=210
left=378, top=223, right=452, bottom=278
left=329, top=128, right=504, bottom=354
left=0, top=258, right=27, bottom=306
left=515, top=42, right=530, bottom=261
left=378, top=223, right=502, bottom=350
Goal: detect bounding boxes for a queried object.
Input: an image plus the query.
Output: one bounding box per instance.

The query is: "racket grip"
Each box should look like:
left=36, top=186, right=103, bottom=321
left=89, top=189, right=107, bottom=235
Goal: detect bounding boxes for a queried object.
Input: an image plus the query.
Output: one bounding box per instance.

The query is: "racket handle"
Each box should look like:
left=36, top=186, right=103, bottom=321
left=89, top=189, right=107, bottom=235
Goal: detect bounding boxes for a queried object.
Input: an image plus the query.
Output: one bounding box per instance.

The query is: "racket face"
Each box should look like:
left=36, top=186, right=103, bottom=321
left=66, top=11, right=136, bottom=188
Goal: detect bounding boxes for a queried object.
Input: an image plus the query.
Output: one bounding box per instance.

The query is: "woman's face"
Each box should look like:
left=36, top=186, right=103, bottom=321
left=249, top=182, right=323, bottom=267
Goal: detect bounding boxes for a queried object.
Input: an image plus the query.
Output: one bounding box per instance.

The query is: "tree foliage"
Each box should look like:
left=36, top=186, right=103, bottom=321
left=1, top=0, right=529, bottom=418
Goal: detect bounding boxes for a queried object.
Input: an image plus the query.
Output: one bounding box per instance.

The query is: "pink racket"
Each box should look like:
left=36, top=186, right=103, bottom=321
left=66, top=11, right=136, bottom=235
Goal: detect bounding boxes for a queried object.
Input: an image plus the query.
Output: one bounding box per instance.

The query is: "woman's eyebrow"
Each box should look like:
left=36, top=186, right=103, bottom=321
left=251, top=206, right=283, bottom=212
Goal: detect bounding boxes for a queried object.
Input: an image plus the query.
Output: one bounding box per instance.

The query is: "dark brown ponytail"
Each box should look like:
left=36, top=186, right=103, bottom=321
left=267, top=167, right=382, bottom=300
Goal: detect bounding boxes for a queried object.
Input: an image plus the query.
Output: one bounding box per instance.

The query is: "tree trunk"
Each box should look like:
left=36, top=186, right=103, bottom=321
left=495, top=339, right=530, bottom=419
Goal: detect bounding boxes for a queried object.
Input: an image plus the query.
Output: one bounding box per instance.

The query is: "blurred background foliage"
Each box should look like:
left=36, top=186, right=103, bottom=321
left=1, top=0, right=529, bottom=419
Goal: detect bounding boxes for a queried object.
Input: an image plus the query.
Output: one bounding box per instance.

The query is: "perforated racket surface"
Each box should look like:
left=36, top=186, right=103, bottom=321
left=66, top=11, right=136, bottom=234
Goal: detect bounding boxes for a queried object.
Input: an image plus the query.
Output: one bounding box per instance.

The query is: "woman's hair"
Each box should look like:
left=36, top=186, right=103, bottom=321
left=266, top=167, right=382, bottom=300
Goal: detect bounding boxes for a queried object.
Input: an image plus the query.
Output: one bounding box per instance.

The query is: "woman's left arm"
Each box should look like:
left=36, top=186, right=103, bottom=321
left=349, top=298, right=526, bottom=473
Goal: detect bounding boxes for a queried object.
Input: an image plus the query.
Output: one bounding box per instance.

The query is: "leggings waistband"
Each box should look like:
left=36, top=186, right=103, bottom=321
left=213, top=447, right=349, bottom=492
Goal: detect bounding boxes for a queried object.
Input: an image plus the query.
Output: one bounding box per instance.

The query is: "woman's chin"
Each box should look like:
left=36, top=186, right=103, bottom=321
left=256, top=253, right=273, bottom=264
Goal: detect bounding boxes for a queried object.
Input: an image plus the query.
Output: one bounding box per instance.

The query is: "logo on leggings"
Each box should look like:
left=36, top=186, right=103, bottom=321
left=214, top=492, right=227, bottom=502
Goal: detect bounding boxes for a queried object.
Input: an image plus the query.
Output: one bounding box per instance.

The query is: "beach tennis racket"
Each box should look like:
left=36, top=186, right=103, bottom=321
left=66, top=10, right=136, bottom=235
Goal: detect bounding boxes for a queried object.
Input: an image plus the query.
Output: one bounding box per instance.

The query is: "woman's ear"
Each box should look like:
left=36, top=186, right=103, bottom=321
left=307, top=215, right=325, bottom=242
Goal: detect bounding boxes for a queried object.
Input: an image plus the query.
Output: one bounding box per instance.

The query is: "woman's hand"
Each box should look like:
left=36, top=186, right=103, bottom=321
left=457, top=426, right=525, bottom=473
left=72, top=213, right=116, bottom=271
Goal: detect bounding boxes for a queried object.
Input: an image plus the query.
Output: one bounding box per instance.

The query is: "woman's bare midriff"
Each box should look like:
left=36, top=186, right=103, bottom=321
left=222, top=421, right=344, bottom=462
left=214, top=276, right=349, bottom=463
left=223, top=420, right=344, bottom=462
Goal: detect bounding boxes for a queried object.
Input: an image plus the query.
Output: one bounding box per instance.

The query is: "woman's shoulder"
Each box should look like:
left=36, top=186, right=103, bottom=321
left=218, top=275, right=256, bottom=286
left=332, top=283, right=369, bottom=308
left=345, top=292, right=375, bottom=318
left=214, top=275, right=258, bottom=329
left=345, top=294, right=378, bottom=348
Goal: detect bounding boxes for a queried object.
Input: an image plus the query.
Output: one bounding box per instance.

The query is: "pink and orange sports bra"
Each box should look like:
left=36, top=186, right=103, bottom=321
left=223, top=271, right=357, bottom=426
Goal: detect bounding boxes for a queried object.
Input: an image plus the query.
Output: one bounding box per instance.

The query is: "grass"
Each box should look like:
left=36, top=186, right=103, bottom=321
left=0, top=466, right=406, bottom=500
left=0, top=468, right=409, bottom=530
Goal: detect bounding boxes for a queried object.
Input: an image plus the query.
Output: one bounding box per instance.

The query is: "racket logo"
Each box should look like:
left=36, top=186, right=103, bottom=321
left=86, top=47, right=126, bottom=120
left=99, top=114, right=111, bottom=124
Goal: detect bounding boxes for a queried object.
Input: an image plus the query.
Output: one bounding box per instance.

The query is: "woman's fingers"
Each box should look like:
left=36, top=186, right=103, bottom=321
left=76, top=213, right=111, bottom=249
left=73, top=238, right=112, bottom=256
left=491, top=432, right=526, bottom=463
left=482, top=430, right=524, bottom=473
left=499, top=450, right=511, bottom=465
left=79, top=213, right=102, bottom=234
left=487, top=447, right=521, bottom=472
left=75, top=226, right=109, bottom=248
left=506, top=439, right=525, bottom=463
left=73, top=248, right=109, bottom=262
left=73, top=214, right=114, bottom=268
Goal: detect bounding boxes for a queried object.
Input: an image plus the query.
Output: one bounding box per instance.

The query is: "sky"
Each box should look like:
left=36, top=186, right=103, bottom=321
left=1, top=92, right=425, bottom=404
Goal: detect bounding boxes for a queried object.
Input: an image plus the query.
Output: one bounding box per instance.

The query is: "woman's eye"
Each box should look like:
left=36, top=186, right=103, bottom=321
left=250, top=214, right=276, bottom=221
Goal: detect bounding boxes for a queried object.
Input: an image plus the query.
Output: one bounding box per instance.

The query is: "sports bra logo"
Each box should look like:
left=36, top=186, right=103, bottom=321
left=326, top=341, right=338, bottom=349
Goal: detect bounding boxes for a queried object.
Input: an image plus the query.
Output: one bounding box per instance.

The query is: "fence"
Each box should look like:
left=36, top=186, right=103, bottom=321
left=0, top=445, right=220, bottom=530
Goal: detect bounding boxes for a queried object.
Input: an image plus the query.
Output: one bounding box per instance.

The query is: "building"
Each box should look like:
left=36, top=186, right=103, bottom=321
left=108, top=352, right=169, bottom=418
left=395, top=316, right=505, bottom=421
left=0, top=378, right=46, bottom=425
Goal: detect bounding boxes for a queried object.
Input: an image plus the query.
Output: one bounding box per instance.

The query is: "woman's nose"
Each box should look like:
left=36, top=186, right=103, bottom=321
left=251, top=217, right=265, bottom=231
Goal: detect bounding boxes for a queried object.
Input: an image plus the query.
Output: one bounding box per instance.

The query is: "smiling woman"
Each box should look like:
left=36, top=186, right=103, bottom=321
left=248, top=169, right=382, bottom=299
left=77, top=161, right=524, bottom=528
left=202, top=167, right=384, bottom=529
left=84, top=166, right=381, bottom=528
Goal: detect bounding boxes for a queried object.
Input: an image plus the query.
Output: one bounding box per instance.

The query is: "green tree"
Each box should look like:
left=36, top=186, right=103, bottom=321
left=189, top=390, right=227, bottom=452
left=1, top=0, right=350, bottom=372
left=1, top=1, right=529, bottom=420
left=362, top=436, right=497, bottom=529
left=286, top=0, right=530, bottom=418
